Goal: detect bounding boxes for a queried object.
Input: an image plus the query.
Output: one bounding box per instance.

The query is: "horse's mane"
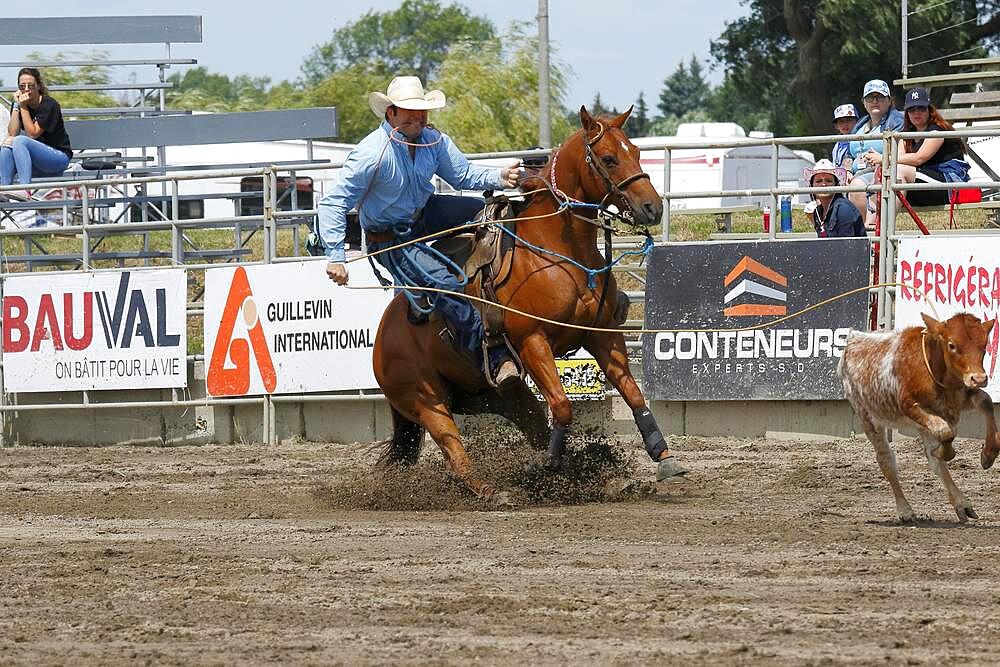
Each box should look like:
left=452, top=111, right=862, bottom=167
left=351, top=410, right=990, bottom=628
left=518, top=173, right=549, bottom=196
left=516, top=125, right=590, bottom=202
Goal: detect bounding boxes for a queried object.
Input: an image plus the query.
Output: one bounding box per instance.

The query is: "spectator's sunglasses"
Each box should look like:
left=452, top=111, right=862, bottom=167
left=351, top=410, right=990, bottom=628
left=863, top=94, right=887, bottom=103
left=18, top=83, right=37, bottom=91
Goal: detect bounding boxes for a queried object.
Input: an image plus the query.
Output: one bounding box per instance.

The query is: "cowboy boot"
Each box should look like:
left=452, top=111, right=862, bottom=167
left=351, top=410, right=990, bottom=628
left=486, top=344, right=520, bottom=389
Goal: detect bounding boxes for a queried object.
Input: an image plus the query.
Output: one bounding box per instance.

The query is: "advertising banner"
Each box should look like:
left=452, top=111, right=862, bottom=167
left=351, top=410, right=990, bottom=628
left=1, top=269, right=187, bottom=392
left=642, top=238, right=871, bottom=400
left=896, top=236, right=1000, bottom=400
left=525, top=350, right=606, bottom=400
left=204, top=260, right=392, bottom=396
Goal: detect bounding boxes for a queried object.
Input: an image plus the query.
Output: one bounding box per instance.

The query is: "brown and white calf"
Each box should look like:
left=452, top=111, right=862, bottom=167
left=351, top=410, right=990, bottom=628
left=838, top=312, right=999, bottom=522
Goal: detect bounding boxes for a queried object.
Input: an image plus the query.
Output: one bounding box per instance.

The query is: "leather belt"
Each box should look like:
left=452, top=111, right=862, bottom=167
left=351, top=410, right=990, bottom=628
left=365, top=229, right=396, bottom=244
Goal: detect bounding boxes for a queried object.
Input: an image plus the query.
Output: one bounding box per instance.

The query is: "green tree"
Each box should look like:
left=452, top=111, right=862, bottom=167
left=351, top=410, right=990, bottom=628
left=657, top=55, right=710, bottom=118
left=711, top=0, right=1000, bottom=136
left=706, top=74, right=769, bottom=134
left=165, top=67, right=281, bottom=112
left=304, top=63, right=392, bottom=143
left=301, top=0, right=494, bottom=85
left=25, top=51, right=118, bottom=110
left=625, top=91, right=651, bottom=137
left=432, top=28, right=573, bottom=151
left=590, top=92, right=610, bottom=116
left=646, top=109, right=714, bottom=137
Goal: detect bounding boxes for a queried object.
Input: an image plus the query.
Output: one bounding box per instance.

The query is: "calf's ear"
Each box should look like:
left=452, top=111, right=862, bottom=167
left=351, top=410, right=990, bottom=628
left=983, top=317, right=996, bottom=336
left=921, top=312, right=942, bottom=333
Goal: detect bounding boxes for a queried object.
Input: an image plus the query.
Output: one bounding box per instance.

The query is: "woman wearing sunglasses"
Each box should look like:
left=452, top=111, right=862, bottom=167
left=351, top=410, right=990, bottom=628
left=895, top=86, right=970, bottom=206
left=1, top=67, right=72, bottom=186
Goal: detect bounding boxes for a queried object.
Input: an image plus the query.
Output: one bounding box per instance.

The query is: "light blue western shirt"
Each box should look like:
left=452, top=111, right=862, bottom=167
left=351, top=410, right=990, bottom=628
left=317, top=121, right=504, bottom=262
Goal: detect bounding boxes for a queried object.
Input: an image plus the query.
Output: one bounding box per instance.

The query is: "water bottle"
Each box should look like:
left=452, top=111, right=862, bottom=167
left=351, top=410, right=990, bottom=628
left=780, top=196, right=792, bottom=232
left=762, top=205, right=770, bottom=232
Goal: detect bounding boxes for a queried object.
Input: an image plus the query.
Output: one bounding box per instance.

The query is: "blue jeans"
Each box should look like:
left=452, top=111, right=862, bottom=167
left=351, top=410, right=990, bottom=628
left=373, top=194, right=488, bottom=363
left=0, top=134, right=70, bottom=185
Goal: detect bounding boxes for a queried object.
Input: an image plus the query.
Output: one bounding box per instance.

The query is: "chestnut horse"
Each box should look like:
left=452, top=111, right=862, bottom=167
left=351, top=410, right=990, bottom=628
left=372, top=106, right=682, bottom=501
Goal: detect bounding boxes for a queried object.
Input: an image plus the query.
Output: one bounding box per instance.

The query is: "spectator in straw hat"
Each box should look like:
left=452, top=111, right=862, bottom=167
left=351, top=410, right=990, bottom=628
left=803, top=159, right=866, bottom=237
left=831, top=103, right=857, bottom=171
left=317, top=75, right=522, bottom=386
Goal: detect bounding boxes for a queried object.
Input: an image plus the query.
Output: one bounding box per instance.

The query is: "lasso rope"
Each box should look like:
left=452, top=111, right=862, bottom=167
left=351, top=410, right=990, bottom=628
left=388, top=124, right=444, bottom=149
left=493, top=226, right=653, bottom=288
left=345, top=281, right=932, bottom=334
left=345, top=200, right=571, bottom=265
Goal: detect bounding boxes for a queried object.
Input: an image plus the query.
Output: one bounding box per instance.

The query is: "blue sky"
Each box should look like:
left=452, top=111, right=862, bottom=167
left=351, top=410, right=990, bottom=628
left=0, top=1, right=749, bottom=112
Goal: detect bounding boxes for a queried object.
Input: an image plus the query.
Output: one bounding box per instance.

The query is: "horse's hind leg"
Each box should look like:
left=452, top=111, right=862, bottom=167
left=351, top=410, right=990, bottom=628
left=496, top=381, right=550, bottom=451
left=416, top=398, right=506, bottom=501
left=379, top=407, right=425, bottom=467
left=452, top=382, right=550, bottom=451
left=584, top=332, right=687, bottom=479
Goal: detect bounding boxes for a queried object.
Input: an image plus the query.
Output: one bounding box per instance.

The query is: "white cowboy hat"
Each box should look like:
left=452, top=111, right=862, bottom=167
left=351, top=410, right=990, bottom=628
left=368, top=76, right=446, bottom=117
left=803, top=158, right=847, bottom=186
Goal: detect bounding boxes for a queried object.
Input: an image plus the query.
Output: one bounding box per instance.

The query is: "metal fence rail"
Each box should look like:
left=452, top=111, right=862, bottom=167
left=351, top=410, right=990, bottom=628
left=3, top=127, right=1000, bottom=445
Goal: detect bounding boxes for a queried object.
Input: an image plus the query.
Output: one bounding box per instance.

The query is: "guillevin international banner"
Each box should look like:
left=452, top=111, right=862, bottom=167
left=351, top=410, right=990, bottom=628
left=642, top=238, right=871, bottom=400
left=896, top=236, right=1000, bottom=400
left=203, top=260, right=392, bottom=397
left=1, top=269, right=187, bottom=392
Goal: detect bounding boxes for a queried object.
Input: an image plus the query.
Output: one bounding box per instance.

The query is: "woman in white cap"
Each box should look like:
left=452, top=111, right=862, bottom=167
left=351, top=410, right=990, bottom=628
left=317, top=75, right=522, bottom=387
left=831, top=103, right=857, bottom=170
left=804, top=159, right=866, bottom=237
left=846, top=79, right=906, bottom=227
left=895, top=86, right=969, bottom=206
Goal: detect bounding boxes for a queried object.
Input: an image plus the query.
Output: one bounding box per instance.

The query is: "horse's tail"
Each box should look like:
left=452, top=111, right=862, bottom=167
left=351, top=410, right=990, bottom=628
left=378, top=407, right=425, bottom=467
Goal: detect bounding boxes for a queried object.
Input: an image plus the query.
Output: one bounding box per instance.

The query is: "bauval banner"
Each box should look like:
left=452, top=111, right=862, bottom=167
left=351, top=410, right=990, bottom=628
left=203, top=259, right=392, bottom=397
left=896, top=235, right=1000, bottom=401
left=642, top=238, right=870, bottom=401
left=1, top=269, right=187, bottom=392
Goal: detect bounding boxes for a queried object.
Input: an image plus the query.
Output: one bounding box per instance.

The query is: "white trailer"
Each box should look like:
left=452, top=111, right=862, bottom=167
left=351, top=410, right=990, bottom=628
left=633, top=122, right=814, bottom=210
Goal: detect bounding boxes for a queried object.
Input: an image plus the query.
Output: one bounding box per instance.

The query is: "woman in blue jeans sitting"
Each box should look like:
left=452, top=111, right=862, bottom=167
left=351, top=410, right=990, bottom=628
left=1, top=67, right=72, bottom=186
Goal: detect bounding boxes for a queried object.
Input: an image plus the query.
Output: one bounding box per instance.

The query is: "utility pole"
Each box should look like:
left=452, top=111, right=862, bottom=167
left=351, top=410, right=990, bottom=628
left=537, top=0, right=551, bottom=147
left=901, top=0, right=908, bottom=81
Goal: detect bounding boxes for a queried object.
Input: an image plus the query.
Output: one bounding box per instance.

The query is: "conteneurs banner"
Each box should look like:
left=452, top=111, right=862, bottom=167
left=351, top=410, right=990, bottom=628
left=642, top=238, right=870, bottom=401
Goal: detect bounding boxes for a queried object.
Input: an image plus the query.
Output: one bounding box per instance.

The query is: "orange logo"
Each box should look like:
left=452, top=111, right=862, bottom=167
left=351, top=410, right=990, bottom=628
left=207, top=267, right=277, bottom=395
left=723, top=256, right=788, bottom=317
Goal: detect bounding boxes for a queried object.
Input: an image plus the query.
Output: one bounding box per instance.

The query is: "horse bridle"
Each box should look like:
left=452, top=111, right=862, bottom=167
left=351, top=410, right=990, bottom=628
left=548, top=121, right=651, bottom=215
left=582, top=121, right=651, bottom=211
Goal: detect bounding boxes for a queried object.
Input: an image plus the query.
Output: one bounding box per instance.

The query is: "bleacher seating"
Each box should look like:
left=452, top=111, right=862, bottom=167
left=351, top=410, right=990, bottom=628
left=0, top=15, right=340, bottom=269
left=895, top=56, right=1000, bottom=186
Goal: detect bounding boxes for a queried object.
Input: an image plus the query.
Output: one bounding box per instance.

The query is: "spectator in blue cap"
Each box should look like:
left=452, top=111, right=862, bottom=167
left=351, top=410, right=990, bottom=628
left=846, top=79, right=905, bottom=228
left=895, top=86, right=969, bottom=206
left=831, top=103, right=858, bottom=170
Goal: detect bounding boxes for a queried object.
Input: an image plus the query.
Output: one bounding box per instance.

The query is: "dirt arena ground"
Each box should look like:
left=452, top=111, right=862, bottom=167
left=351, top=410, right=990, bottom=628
left=3, top=427, right=1000, bottom=665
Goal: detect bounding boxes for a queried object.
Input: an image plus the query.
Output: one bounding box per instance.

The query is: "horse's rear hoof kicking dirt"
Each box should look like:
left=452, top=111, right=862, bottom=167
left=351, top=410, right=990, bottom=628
left=373, top=106, right=686, bottom=500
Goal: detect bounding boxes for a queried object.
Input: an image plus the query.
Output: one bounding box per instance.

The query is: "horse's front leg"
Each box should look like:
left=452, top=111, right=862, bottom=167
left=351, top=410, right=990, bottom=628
left=584, top=331, right=687, bottom=479
left=518, top=332, right=573, bottom=468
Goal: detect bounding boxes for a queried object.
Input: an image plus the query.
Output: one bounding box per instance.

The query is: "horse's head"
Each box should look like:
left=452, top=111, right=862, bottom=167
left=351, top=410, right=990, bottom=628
left=575, top=105, right=663, bottom=229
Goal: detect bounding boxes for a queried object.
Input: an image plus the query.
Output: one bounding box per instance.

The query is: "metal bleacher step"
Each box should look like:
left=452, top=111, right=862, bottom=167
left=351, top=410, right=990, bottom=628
left=941, top=106, right=1000, bottom=122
